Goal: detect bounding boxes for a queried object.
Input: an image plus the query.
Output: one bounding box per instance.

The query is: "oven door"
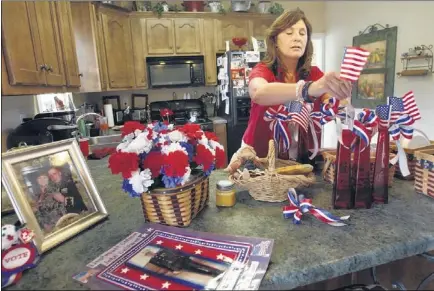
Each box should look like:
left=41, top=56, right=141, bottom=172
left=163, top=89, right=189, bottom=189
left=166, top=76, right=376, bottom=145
left=148, top=63, right=192, bottom=88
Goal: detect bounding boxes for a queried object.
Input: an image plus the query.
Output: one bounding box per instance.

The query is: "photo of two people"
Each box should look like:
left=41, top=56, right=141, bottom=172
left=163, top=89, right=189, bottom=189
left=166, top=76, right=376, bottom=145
left=14, top=151, right=95, bottom=235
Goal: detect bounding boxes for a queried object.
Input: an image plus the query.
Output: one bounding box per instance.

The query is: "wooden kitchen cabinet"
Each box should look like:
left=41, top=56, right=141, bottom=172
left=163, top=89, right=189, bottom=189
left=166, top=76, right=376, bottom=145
left=203, top=19, right=217, bottom=86
left=55, top=1, right=81, bottom=87
left=99, top=9, right=135, bottom=89
left=174, top=18, right=202, bottom=54
left=130, top=18, right=148, bottom=88
left=251, top=18, right=274, bottom=38
left=1, top=1, right=81, bottom=95
left=146, top=19, right=175, bottom=55
left=214, top=18, right=250, bottom=52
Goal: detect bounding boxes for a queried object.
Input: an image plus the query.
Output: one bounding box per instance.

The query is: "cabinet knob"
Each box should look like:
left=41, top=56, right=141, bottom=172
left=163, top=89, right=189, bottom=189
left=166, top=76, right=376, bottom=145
left=40, top=64, right=48, bottom=71
left=177, top=46, right=180, bottom=50
left=169, top=46, right=173, bottom=49
left=141, top=78, right=145, bottom=83
left=79, top=73, right=83, bottom=77
left=47, top=66, right=53, bottom=72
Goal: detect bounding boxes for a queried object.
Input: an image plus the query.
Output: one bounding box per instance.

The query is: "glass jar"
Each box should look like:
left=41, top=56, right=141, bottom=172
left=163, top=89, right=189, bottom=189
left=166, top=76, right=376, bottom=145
left=216, top=180, right=236, bottom=207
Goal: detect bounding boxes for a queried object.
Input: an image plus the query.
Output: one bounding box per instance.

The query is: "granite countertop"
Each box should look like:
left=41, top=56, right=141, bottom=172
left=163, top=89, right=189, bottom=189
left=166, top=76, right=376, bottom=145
left=4, top=159, right=434, bottom=290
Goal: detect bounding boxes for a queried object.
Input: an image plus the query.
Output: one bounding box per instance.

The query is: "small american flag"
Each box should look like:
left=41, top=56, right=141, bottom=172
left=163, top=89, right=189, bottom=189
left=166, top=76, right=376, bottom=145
left=288, top=101, right=310, bottom=132
left=340, top=47, right=370, bottom=82
left=376, top=104, right=391, bottom=128
left=388, top=91, right=421, bottom=123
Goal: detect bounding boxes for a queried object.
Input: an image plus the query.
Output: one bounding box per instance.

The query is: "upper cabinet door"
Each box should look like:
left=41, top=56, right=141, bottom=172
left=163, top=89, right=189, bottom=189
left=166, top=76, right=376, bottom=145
left=34, top=1, right=66, bottom=86
left=146, top=19, right=174, bottom=55
left=100, top=11, right=134, bottom=88
left=1, top=1, right=46, bottom=86
left=130, top=18, right=147, bottom=88
left=215, top=19, right=250, bottom=52
left=55, top=1, right=81, bottom=87
left=251, top=18, right=274, bottom=38
left=174, top=19, right=201, bottom=54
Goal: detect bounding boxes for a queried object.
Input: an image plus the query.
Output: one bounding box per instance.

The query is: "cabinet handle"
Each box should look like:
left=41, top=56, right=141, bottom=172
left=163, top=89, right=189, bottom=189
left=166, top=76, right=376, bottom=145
left=141, top=78, right=145, bottom=83
left=176, top=46, right=180, bottom=50
left=40, top=64, right=48, bottom=71
left=47, top=66, right=53, bottom=72
left=78, top=73, right=83, bottom=77
left=169, top=46, right=173, bottom=49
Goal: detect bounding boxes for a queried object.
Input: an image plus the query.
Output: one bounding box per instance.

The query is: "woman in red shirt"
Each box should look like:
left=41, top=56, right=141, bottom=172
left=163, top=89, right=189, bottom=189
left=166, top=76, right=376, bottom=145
left=233, top=8, right=351, bottom=163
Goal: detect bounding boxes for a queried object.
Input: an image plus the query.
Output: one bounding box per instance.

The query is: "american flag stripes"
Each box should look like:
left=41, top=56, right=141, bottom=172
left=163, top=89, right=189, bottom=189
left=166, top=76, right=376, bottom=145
left=288, top=101, right=310, bottom=132
left=376, top=104, right=391, bottom=128
left=388, top=91, right=421, bottom=123
left=340, top=47, right=370, bottom=82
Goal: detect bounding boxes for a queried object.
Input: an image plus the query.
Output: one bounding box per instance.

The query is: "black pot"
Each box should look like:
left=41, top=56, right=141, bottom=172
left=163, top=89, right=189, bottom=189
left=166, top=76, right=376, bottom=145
left=47, top=124, right=78, bottom=141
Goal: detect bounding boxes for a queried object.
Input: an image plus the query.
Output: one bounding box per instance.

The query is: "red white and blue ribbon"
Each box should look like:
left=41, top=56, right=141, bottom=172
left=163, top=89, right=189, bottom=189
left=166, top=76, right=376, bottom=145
left=352, top=109, right=379, bottom=149
left=282, top=188, right=350, bottom=227
left=264, top=105, right=291, bottom=151
left=388, top=114, right=414, bottom=177
left=320, top=97, right=350, bottom=147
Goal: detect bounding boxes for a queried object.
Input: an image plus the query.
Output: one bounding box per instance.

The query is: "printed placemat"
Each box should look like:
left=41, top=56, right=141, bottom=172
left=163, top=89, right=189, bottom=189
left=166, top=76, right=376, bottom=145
left=73, top=223, right=273, bottom=290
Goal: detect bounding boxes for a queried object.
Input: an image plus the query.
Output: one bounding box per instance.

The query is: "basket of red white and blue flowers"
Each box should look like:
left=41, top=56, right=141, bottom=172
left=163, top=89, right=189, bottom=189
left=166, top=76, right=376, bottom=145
left=108, top=120, right=226, bottom=227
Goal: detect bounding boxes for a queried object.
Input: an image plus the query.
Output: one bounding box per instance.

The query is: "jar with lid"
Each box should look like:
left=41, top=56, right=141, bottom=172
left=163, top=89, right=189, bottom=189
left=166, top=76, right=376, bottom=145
left=216, top=180, right=236, bottom=207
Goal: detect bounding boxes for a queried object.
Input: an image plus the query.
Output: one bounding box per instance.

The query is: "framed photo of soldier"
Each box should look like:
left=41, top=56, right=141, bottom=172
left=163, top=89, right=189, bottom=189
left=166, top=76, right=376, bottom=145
left=1, top=139, right=108, bottom=254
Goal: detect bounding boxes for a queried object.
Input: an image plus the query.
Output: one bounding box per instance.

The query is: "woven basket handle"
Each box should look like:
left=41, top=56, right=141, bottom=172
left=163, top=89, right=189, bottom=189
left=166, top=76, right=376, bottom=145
left=267, top=139, right=276, bottom=172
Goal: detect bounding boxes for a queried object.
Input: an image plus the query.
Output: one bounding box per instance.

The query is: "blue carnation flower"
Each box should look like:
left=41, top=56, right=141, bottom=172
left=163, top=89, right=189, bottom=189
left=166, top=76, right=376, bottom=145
left=122, top=179, right=142, bottom=198
left=180, top=141, right=194, bottom=161
left=204, top=163, right=215, bottom=176
left=161, top=175, right=184, bottom=188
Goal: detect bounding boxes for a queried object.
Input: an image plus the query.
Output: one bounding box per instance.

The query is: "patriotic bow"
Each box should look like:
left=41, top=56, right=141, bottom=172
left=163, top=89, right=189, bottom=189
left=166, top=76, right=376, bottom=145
left=352, top=109, right=379, bottom=147
left=282, top=188, right=350, bottom=227
left=388, top=114, right=415, bottom=177
left=389, top=114, right=414, bottom=141
left=264, top=105, right=291, bottom=151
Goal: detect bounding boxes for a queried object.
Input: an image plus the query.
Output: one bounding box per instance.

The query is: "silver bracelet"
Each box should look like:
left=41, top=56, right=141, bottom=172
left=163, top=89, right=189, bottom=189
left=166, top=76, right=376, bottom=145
left=295, top=80, right=305, bottom=102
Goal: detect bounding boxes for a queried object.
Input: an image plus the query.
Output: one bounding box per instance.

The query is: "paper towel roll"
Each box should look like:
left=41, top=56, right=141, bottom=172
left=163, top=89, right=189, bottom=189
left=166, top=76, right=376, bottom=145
left=103, top=104, right=115, bottom=127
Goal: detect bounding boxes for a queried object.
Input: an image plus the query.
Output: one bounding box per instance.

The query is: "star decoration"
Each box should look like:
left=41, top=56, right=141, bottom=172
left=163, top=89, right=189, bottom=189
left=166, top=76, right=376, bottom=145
left=175, top=244, right=183, bottom=250
left=194, top=249, right=202, bottom=255
left=140, top=274, right=149, bottom=280
left=156, top=240, right=163, bottom=245
left=147, top=228, right=153, bottom=232
left=162, top=281, right=171, bottom=289
left=121, top=267, right=129, bottom=274
left=216, top=254, right=224, bottom=260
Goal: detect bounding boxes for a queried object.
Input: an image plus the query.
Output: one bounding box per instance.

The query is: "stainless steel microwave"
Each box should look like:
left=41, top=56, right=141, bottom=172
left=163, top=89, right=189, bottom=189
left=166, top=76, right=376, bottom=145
left=146, top=56, right=205, bottom=88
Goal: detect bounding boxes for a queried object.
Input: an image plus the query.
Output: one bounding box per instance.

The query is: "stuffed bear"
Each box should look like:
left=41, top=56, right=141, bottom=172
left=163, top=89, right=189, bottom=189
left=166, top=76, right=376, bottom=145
left=1, top=224, right=21, bottom=251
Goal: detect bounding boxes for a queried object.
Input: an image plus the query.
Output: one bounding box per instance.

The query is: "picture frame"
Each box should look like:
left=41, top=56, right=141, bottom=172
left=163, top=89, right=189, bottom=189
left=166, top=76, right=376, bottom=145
left=251, top=36, right=267, bottom=53
left=1, top=139, right=108, bottom=254
left=1, top=184, right=14, bottom=215
left=351, top=24, right=398, bottom=109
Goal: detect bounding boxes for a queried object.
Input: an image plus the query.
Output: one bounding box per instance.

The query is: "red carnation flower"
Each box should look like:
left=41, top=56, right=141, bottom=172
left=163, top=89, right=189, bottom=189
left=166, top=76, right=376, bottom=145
left=146, top=128, right=153, bottom=140
left=108, top=152, right=139, bottom=179
left=163, top=151, right=189, bottom=177
left=205, top=131, right=219, bottom=142
left=179, top=123, right=201, bottom=140
left=143, top=151, right=163, bottom=178
left=215, top=147, right=226, bottom=169
left=194, top=144, right=214, bottom=172
left=121, top=121, right=146, bottom=137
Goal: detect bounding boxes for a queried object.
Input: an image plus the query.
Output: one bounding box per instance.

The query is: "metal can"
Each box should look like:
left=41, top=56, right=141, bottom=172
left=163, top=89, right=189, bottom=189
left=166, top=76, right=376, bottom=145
left=216, top=180, right=236, bottom=207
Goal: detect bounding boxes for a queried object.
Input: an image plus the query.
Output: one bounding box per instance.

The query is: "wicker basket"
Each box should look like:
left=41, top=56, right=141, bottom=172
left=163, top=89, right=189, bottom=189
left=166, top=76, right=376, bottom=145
left=414, top=148, right=434, bottom=199
left=321, top=150, right=396, bottom=187
left=390, top=141, right=434, bottom=180
left=229, top=140, right=316, bottom=202
left=140, top=174, right=209, bottom=227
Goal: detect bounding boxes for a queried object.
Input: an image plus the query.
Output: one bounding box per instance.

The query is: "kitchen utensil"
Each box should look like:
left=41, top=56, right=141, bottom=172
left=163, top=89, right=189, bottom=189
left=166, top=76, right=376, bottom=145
left=182, top=0, right=205, bottom=12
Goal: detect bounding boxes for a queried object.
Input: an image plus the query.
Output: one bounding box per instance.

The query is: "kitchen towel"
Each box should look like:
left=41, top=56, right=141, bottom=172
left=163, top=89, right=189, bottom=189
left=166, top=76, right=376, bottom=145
left=103, top=104, right=115, bottom=128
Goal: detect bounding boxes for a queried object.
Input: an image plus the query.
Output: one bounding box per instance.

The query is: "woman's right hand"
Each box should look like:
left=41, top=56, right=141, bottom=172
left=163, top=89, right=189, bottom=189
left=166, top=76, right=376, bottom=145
left=310, top=72, right=353, bottom=101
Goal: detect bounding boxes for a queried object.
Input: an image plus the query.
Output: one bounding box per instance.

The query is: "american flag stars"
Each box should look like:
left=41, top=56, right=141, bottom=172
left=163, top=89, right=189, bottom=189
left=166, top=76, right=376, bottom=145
left=156, top=240, right=163, bottom=245
left=120, top=267, right=129, bottom=274
left=194, top=249, right=202, bottom=255
left=161, top=281, right=171, bottom=289
left=175, top=244, right=183, bottom=250
left=140, top=274, right=149, bottom=280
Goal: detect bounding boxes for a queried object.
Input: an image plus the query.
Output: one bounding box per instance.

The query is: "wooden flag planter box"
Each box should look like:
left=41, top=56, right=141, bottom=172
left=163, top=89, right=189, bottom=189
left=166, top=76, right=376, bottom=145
left=414, top=148, right=434, bottom=199
left=390, top=141, right=434, bottom=180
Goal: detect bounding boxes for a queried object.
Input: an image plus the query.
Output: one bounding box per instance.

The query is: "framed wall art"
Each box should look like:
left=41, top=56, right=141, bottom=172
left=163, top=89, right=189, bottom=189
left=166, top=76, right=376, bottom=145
left=1, top=139, right=108, bottom=254
left=352, top=24, right=398, bottom=109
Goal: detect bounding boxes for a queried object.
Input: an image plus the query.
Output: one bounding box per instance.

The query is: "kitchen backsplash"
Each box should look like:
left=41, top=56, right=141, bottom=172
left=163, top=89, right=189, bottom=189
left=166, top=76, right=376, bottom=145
left=1, top=86, right=215, bottom=131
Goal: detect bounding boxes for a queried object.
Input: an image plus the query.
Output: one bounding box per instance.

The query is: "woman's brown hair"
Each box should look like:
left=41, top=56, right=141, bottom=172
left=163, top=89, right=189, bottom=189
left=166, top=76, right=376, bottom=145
left=262, top=8, right=313, bottom=80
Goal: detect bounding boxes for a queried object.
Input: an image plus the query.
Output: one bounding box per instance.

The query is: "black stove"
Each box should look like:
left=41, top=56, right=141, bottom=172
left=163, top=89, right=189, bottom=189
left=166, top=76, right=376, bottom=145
left=149, top=99, right=214, bottom=132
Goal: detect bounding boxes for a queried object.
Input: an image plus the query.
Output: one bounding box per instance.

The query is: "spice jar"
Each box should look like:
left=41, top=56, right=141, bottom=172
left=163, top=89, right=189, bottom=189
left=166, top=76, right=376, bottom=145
left=216, top=180, right=236, bottom=207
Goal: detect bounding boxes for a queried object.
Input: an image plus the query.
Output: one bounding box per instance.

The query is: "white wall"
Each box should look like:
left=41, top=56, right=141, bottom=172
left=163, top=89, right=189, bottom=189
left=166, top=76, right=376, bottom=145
left=323, top=1, right=434, bottom=148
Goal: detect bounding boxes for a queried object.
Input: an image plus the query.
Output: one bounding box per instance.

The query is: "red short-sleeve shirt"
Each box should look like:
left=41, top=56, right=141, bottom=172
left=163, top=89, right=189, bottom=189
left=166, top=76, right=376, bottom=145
left=243, top=62, right=325, bottom=157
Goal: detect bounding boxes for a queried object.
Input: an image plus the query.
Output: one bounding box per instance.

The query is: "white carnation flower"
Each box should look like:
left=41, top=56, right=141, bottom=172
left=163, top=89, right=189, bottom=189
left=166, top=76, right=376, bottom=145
left=125, top=132, right=153, bottom=154
left=209, top=140, right=224, bottom=150
left=167, top=124, right=174, bottom=130
left=181, top=166, right=191, bottom=185
left=129, top=169, right=154, bottom=193
left=167, top=130, right=187, bottom=143
left=161, top=142, right=188, bottom=155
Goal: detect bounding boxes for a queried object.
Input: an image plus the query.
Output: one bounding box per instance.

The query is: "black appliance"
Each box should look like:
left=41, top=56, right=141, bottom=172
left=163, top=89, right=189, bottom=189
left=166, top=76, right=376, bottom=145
left=6, top=118, right=71, bottom=150
left=149, top=99, right=214, bottom=132
left=216, top=51, right=264, bottom=159
left=34, top=110, right=77, bottom=124
left=131, top=93, right=149, bottom=123
left=146, top=56, right=205, bottom=88
left=102, top=95, right=124, bottom=125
